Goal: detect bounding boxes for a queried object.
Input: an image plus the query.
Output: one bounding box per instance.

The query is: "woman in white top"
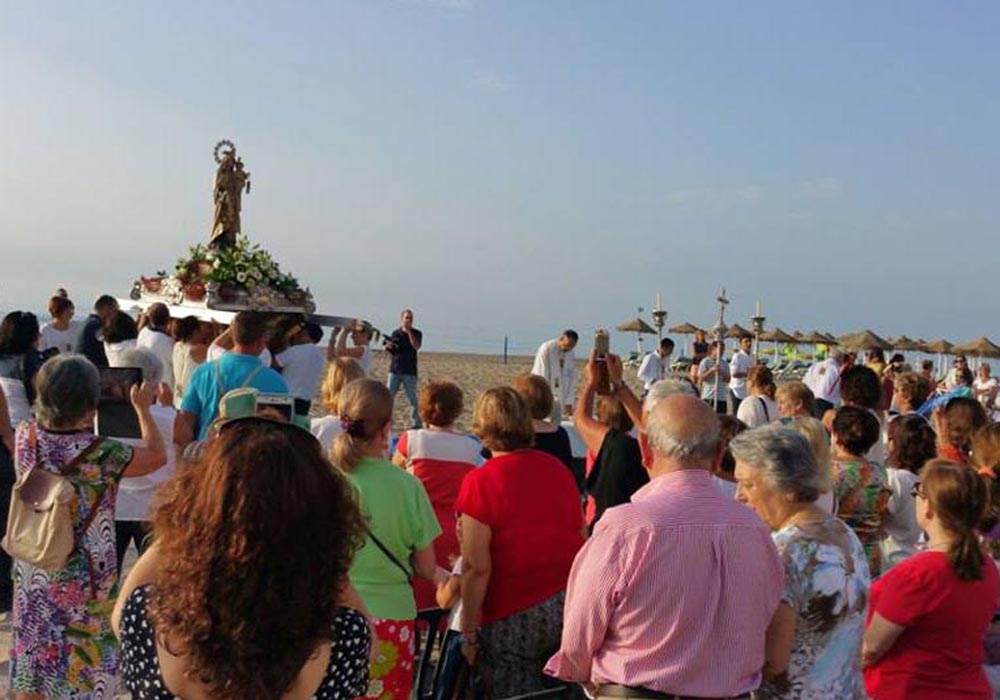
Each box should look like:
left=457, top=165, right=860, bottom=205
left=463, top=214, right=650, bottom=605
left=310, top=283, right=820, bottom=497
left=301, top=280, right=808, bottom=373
left=311, top=358, right=365, bottom=451
left=736, top=365, right=778, bottom=428
left=880, top=414, right=937, bottom=570
left=39, top=292, right=79, bottom=355
left=171, top=317, right=211, bottom=408
left=974, top=363, right=999, bottom=419
left=136, top=303, right=176, bottom=390
left=330, top=320, right=375, bottom=375
left=113, top=348, right=178, bottom=570
left=103, top=311, right=139, bottom=368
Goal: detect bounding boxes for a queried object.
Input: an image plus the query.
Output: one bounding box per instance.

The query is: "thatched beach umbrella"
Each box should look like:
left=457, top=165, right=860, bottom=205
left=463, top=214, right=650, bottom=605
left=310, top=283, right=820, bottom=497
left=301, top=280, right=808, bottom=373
left=925, top=339, right=955, bottom=376
left=669, top=322, right=703, bottom=357
left=760, top=328, right=798, bottom=362
left=616, top=317, right=657, bottom=355
left=888, top=336, right=921, bottom=351
left=840, top=330, right=893, bottom=352
left=952, top=337, right=1000, bottom=360
left=726, top=323, right=752, bottom=339
left=925, top=339, right=954, bottom=354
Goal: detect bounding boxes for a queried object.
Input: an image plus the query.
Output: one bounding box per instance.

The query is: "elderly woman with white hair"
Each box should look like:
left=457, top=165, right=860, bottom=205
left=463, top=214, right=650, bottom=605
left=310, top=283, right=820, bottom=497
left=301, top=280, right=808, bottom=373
left=730, top=426, right=869, bottom=700
left=113, top=347, right=178, bottom=570
left=10, top=354, right=165, bottom=699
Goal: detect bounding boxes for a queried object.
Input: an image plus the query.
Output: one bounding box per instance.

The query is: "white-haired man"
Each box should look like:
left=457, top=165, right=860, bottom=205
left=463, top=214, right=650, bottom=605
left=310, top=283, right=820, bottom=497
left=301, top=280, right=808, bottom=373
left=545, top=391, right=784, bottom=699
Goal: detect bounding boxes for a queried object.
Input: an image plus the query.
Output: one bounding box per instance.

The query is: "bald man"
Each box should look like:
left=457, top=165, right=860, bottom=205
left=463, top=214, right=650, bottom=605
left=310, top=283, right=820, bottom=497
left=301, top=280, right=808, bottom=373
left=546, top=394, right=784, bottom=699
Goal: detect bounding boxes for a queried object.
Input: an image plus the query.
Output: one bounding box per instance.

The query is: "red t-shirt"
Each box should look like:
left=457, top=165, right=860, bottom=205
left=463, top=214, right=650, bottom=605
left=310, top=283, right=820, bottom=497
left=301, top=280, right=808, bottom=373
left=865, top=551, right=1000, bottom=700
left=455, top=449, right=583, bottom=626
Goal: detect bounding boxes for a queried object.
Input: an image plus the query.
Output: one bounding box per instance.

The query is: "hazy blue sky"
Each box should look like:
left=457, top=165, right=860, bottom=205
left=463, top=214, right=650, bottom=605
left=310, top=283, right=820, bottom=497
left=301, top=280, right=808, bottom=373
left=2, top=2, right=998, bottom=354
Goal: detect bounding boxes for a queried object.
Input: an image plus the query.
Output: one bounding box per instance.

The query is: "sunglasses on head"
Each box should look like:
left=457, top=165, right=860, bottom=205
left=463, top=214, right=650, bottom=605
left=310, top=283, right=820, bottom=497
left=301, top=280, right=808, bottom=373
left=910, top=481, right=926, bottom=499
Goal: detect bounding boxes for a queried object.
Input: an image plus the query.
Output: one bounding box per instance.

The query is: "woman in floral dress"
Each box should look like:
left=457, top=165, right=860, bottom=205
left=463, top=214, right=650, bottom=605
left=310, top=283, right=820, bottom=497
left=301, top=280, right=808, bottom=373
left=830, top=406, right=892, bottom=576
left=731, top=426, right=870, bottom=700
left=10, top=355, right=165, bottom=700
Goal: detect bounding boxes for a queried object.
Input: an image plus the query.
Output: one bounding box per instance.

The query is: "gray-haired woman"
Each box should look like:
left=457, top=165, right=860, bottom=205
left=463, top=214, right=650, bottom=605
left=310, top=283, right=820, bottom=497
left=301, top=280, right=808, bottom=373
left=730, top=426, right=869, bottom=700
left=10, top=354, right=165, bottom=699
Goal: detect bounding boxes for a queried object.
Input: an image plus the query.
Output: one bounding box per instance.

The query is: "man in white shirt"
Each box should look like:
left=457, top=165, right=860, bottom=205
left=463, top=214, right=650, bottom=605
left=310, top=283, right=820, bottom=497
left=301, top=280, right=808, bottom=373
left=275, top=321, right=326, bottom=406
left=136, top=303, right=176, bottom=390
left=637, top=337, right=675, bottom=392
left=803, top=349, right=853, bottom=418
left=531, top=330, right=579, bottom=423
left=728, top=335, right=753, bottom=413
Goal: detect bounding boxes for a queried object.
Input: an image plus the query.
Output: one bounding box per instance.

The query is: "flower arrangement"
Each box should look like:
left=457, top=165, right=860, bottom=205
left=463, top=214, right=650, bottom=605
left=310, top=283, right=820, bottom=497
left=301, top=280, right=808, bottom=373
left=174, top=236, right=302, bottom=293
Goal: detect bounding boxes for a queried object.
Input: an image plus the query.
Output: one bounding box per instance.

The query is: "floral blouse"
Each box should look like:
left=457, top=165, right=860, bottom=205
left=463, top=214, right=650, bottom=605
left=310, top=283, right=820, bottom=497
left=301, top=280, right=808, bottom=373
left=758, top=516, right=870, bottom=700
left=833, top=458, right=891, bottom=576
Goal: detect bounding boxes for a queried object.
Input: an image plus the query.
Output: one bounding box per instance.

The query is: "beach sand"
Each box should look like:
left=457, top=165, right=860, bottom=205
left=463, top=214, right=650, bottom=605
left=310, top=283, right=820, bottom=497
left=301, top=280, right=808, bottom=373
left=364, top=351, right=644, bottom=431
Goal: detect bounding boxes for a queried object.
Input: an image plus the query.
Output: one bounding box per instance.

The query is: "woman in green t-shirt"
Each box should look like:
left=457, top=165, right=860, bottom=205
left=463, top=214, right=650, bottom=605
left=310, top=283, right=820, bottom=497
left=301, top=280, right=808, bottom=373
left=332, top=378, right=448, bottom=700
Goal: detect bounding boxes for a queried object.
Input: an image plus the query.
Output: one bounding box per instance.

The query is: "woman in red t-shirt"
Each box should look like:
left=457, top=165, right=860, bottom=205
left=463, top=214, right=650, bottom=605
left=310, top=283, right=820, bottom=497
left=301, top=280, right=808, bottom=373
left=456, top=387, right=584, bottom=699
left=393, top=379, right=481, bottom=608
left=863, top=459, right=1000, bottom=700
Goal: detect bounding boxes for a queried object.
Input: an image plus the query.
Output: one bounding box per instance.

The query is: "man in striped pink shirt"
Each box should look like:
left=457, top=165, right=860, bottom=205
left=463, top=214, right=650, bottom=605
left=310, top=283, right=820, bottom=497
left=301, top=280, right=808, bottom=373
left=545, top=393, right=784, bottom=700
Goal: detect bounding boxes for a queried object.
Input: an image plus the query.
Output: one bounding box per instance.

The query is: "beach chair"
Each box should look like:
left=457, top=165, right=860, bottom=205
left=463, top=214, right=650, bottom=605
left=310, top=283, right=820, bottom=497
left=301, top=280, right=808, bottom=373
left=414, top=607, right=449, bottom=700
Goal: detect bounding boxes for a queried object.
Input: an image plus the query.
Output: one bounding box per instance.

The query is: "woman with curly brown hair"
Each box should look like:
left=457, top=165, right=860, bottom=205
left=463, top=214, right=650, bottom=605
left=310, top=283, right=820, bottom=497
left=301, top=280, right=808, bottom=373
left=112, top=419, right=372, bottom=700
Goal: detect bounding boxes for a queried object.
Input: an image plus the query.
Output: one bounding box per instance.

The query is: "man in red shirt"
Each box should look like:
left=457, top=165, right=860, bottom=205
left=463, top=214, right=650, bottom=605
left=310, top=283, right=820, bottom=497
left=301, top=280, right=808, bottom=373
left=545, top=394, right=784, bottom=699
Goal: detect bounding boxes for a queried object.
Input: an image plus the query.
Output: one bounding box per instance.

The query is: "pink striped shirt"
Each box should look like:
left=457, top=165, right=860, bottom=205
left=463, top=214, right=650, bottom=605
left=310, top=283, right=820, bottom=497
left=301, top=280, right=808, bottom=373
left=545, top=469, right=783, bottom=696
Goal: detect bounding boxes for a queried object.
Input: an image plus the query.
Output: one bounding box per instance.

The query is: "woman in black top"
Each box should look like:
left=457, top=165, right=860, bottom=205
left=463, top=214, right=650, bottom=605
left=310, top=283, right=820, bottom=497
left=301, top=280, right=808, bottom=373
left=574, top=353, right=650, bottom=528
left=512, top=374, right=580, bottom=490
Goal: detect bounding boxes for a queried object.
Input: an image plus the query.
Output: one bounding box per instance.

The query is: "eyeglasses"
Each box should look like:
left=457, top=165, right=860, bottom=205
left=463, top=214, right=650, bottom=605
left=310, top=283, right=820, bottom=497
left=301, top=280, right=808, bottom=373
left=910, top=481, right=926, bottom=499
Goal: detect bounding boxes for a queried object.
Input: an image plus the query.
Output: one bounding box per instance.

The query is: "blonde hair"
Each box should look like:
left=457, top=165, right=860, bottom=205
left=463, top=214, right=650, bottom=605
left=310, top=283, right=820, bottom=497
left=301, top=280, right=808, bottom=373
left=330, top=379, right=393, bottom=471
left=321, top=358, right=365, bottom=413
left=472, top=387, right=534, bottom=452
left=787, top=416, right=833, bottom=493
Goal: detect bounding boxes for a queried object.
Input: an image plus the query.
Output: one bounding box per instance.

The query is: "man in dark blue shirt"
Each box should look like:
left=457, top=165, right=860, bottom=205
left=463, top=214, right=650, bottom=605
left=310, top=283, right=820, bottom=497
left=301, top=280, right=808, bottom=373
left=74, top=295, right=119, bottom=368
left=385, top=308, right=423, bottom=428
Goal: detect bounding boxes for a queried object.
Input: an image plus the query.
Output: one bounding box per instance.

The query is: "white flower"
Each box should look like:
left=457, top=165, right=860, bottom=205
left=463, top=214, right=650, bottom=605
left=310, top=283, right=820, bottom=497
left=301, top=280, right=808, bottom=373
left=213, top=259, right=221, bottom=269
left=236, top=272, right=247, bottom=283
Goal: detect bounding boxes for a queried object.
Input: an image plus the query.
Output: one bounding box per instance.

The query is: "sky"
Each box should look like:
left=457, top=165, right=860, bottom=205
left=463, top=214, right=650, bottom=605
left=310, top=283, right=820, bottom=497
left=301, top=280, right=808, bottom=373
left=1, top=1, right=998, bottom=355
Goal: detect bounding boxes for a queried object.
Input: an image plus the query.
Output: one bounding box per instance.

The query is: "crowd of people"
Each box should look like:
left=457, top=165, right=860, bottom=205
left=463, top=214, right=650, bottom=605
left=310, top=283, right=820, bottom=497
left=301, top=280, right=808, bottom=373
left=2, top=291, right=1000, bottom=700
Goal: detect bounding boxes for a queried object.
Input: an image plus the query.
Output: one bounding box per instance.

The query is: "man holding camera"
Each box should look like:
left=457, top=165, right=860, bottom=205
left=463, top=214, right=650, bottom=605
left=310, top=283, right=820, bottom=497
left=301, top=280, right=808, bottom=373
left=385, top=309, right=423, bottom=428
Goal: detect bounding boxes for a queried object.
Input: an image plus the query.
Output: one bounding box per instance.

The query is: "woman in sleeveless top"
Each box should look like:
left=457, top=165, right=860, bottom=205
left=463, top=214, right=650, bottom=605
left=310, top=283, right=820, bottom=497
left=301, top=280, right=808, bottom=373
left=393, top=380, right=481, bottom=608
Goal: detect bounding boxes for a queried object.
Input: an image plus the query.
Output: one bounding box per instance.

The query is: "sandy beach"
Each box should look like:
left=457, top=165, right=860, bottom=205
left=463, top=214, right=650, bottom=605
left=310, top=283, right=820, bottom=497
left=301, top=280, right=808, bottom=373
left=362, top=350, right=644, bottom=431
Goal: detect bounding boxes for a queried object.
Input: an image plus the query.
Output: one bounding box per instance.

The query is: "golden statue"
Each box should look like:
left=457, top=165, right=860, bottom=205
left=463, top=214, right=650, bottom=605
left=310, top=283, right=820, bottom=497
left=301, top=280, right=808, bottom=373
left=210, top=140, right=251, bottom=249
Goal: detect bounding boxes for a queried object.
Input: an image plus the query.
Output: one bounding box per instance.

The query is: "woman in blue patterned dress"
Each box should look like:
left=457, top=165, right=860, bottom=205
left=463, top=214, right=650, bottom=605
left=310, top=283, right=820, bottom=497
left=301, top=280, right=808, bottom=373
left=10, top=354, right=165, bottom=700
left=732, top=426, right=870, bottom=700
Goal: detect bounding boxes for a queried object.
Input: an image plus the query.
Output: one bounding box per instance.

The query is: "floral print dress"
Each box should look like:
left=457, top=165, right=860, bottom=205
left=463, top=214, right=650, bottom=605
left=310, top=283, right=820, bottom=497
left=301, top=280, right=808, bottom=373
left=758, top=516, right=870, bottom=700
left=833, top=458, right=891, bottom=576
left=11, top=422, right=133, bottom=700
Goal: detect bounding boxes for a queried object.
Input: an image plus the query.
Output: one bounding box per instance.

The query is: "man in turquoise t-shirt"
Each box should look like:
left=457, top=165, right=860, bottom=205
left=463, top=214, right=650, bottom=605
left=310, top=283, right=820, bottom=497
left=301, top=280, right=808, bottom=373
left=174, top=311, right=288, bottom=444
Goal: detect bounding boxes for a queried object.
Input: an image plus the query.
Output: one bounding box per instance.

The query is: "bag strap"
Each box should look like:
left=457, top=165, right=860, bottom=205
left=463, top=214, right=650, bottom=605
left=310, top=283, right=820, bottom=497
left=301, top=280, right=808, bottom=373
left=215, top=358, right=267, bottom=398
left=29, top=424, right=109, bottom=597
left=758, top=397, right=770, bottom=422
left=364, top=525, right=413, bottom=584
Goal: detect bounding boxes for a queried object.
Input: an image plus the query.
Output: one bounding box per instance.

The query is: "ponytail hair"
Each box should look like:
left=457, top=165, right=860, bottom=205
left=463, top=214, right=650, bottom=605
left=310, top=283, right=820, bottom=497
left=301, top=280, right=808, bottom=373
left=748, top=365, right=776, bottom=400
left=921, top=459, right=989, bottom=581
left=330, top=379, right=393, bottom=472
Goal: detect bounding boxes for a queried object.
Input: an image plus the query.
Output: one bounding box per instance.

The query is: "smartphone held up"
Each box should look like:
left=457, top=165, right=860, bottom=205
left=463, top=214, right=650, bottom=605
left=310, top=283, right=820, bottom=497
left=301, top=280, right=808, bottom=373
left=593, top=329, right=612, bottom=396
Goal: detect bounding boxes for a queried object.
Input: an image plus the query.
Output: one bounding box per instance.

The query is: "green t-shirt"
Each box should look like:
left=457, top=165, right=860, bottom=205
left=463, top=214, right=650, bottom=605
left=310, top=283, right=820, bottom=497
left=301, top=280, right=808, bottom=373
left=347, top=457, right=441, bottom=619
